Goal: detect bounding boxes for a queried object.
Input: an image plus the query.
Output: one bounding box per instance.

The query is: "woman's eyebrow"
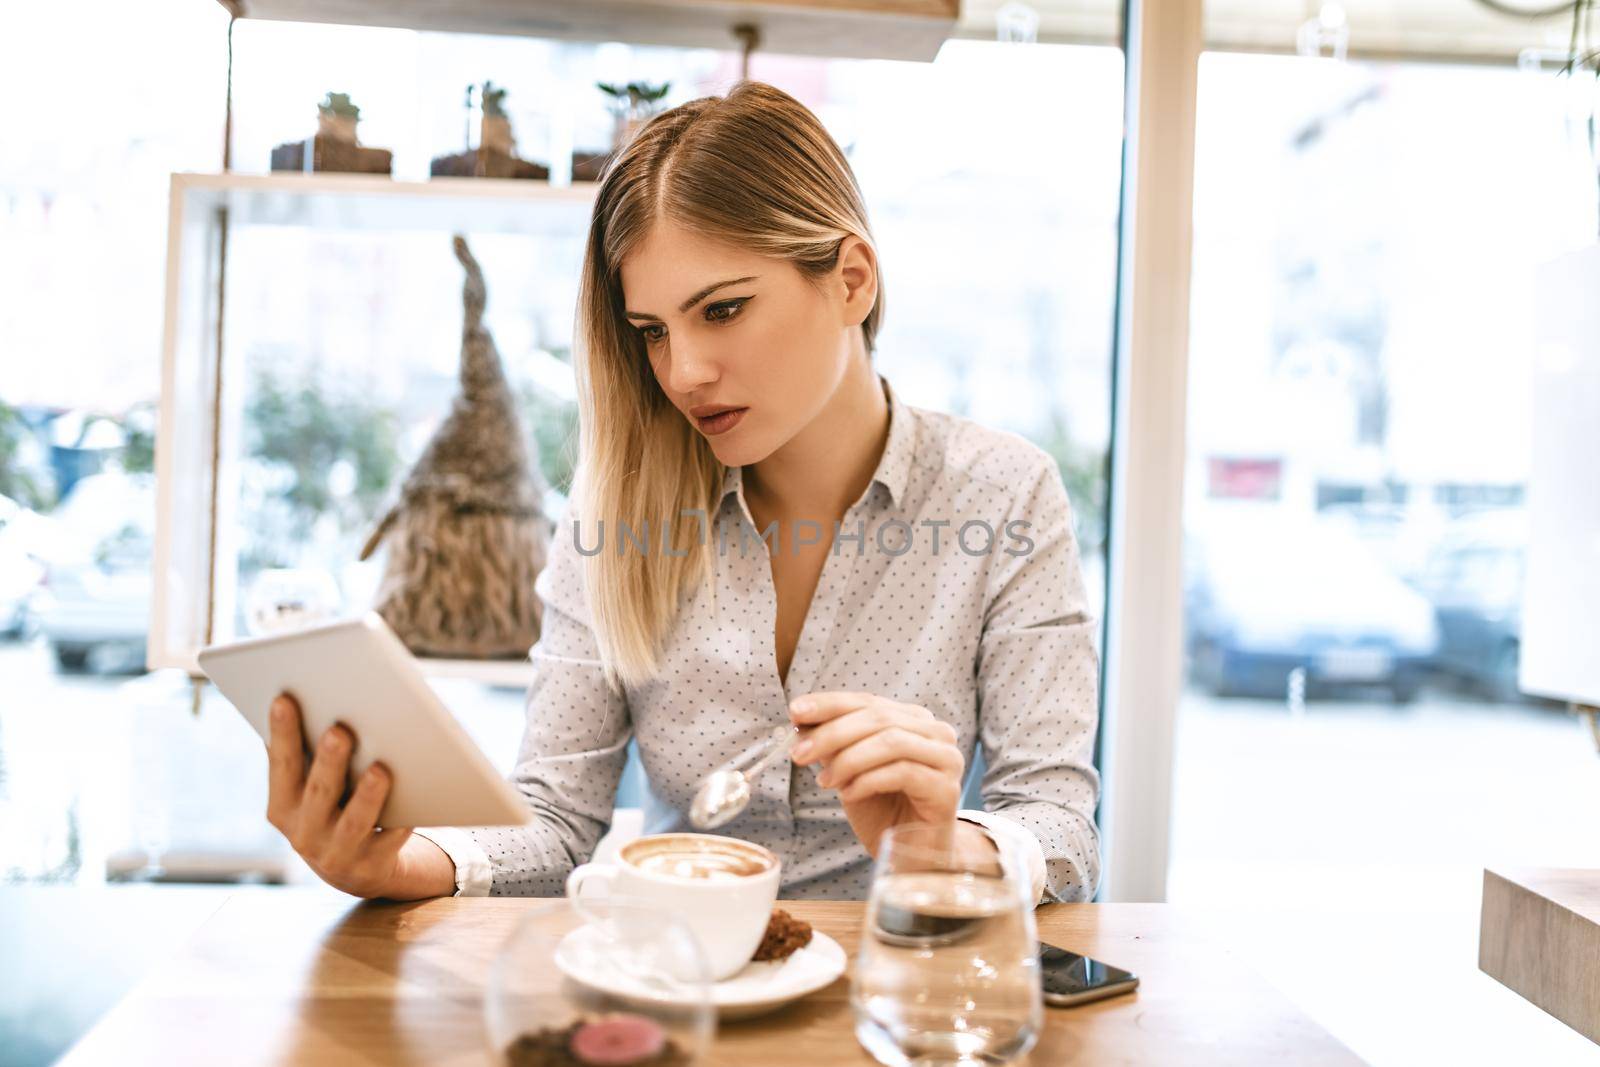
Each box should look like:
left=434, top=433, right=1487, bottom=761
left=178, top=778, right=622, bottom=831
left=625, top=275, right=759, bottom=320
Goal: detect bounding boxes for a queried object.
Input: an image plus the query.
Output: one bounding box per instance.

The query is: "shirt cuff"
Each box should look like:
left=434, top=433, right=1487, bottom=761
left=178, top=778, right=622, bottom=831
left=411, top=826, right=493, bottom=897
left=957, top=809, right=1048, bottom=906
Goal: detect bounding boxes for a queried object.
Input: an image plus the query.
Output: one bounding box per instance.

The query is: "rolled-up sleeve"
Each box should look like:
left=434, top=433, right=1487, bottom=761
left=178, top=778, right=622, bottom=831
left=973, top=455, right=1103, bottom=903
left=415, top=521, right=630, bottom=896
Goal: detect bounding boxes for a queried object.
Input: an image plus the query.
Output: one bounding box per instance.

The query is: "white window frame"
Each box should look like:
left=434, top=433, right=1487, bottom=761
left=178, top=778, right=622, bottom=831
left=149, top=172, right=595, bottom=685
left=1098, top=0, right=1202, bottom=902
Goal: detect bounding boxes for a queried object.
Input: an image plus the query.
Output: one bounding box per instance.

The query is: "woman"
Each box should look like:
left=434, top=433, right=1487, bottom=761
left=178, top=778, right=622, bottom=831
left=264, top=80, right=1102, bottom=904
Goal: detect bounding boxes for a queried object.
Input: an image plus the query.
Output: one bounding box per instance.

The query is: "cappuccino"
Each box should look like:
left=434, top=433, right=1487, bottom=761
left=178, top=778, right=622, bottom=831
left=624, top=835, right=773, bottom=882
left=567, top=832, right=783, bottom=980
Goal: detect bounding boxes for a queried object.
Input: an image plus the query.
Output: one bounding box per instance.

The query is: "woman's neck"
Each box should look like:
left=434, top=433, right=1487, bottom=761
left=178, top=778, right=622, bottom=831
left=743, top=353, right=889, bottom=524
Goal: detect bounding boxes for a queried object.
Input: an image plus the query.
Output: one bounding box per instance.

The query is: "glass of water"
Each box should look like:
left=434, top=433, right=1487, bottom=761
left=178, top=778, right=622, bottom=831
left=852, top=821, right=1042, bottom=1066
left=486, top=898, right=715, bottom=1065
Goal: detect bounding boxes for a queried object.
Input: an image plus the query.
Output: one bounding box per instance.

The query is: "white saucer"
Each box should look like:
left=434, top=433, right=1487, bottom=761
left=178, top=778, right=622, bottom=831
left=553, top=922, right=847, bottom=1020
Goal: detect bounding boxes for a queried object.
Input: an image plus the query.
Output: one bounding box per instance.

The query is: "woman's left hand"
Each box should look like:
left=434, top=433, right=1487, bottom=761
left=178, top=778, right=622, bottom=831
left=789, top=692, right=965, bottom=857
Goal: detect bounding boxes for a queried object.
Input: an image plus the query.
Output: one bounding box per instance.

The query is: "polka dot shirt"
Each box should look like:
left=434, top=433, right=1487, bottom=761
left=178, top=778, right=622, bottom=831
left=415, top=375, right=1102, bottom=904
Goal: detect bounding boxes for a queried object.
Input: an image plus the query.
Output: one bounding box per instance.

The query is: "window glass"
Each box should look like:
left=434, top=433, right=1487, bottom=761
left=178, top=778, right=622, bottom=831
left=0, top=10, right=1120, bottom=898
left=1171, top=49, right=1598, bottom=1062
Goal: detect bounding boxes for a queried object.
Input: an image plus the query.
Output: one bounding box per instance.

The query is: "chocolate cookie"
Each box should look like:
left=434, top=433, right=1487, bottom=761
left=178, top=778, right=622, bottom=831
left=751, top=908, right=813, bottom=962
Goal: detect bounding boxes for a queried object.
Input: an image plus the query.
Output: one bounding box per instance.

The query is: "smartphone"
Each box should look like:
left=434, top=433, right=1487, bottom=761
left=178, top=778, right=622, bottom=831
left=1038, top=941, right=1139, bottom=1007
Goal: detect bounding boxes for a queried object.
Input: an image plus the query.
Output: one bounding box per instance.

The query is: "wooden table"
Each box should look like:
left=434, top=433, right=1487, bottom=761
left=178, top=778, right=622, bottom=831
left=1480, top=867, right=1600, bottom=1046
left=57, top=891, right=1360, bottom=1066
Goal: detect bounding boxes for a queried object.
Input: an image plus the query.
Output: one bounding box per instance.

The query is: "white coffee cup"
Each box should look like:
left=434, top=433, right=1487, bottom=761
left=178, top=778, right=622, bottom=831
left=566, top=833, right=781, bottom=980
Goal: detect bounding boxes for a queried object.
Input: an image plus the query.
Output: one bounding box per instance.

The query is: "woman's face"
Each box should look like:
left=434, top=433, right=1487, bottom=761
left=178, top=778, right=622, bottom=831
left=619, top=217, right=867, bottom=469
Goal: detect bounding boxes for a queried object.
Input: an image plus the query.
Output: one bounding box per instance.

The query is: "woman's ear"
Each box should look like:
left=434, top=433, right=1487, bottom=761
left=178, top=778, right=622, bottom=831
left=835, top=235, right=879, bottom=329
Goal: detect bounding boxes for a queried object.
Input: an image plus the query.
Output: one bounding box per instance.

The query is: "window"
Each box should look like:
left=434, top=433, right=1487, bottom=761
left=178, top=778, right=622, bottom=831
left=0, top=9, right=1121, bottom=894
left=1170, top=49, right=1598, bottom=1062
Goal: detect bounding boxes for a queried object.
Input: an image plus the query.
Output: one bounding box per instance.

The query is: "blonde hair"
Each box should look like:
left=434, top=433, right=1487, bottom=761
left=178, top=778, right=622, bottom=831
left=572, top=80, right=884, bottom=689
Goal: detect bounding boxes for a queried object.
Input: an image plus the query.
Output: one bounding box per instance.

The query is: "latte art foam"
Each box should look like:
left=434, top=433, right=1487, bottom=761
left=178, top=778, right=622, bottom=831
left=623, top=836, right=773, bottom=882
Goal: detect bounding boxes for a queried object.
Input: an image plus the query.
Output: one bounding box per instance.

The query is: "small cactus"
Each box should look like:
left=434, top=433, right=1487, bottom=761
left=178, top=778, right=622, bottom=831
left=317, top=92, right=361, bottom=122
left=597, top=80, right=672, bottom=120
left=481, top=80, right=509, bottom=119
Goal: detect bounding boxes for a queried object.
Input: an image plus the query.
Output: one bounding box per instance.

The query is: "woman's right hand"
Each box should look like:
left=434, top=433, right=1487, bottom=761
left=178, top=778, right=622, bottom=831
left=266, top=693, right=453, bottom=900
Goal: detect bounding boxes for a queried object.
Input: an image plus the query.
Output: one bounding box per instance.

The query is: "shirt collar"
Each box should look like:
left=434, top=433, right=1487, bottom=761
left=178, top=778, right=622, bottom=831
left=719, top=373, right=914, bottom=509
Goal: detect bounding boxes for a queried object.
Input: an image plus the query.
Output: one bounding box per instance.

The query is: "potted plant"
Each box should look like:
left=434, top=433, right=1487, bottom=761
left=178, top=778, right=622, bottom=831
left=271, top=91, right=393, bottom=175
left=480, top=80, right=514, bottom=156
left=601, top=80, right=673, bottom=147
left=430, top=81, right=549, bottom=180
left=316, top=92, right=361, bottom=144
left=572, top=80, right=672, bottom=183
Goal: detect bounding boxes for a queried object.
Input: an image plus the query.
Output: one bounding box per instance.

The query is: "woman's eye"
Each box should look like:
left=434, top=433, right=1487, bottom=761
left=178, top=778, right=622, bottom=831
left=705, top=298, right=749, bottom=323
left=637, top=299, right=747, bottom=344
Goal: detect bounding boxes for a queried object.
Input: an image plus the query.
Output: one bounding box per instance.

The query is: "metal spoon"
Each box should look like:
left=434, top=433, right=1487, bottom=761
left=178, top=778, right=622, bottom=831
left=689, top=724, right=800, bottom=829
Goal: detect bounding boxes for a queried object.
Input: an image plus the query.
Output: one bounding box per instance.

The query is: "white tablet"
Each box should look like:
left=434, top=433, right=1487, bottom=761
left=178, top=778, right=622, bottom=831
left=197, top=611, right=532, bottom=829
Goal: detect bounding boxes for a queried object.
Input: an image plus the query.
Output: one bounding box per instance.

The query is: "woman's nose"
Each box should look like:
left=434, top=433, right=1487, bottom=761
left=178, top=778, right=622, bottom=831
left=666, top=343, right=720, bottom=395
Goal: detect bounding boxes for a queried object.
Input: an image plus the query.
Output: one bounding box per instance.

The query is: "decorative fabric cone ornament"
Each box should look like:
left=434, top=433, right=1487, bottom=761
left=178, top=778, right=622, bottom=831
left=359, top=235, right=550, bottom=659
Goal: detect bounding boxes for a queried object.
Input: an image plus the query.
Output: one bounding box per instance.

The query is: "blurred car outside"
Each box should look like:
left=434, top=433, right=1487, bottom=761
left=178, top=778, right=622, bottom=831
left=0, top=492, right=51, bottom=637
left=1317, top=498, right=1451, bottom=585
left=1184, top=506, right=1440, bottom=704
left=1411, top=508, right=1534, bottom=704
left=32, top=471, right=154, bottom=674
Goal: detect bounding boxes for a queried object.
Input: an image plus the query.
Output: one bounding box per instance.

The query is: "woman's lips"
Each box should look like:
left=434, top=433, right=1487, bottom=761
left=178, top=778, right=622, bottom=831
left=696, top=407, right=748, bottom=436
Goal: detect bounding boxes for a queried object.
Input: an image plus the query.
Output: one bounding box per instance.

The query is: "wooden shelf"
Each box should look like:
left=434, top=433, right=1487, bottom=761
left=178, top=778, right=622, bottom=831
left=955, top=0, right=1574, bottom=63
left=222, top=0, right=1583, bottom=65
left=220, top=0, right=959, bottom=62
